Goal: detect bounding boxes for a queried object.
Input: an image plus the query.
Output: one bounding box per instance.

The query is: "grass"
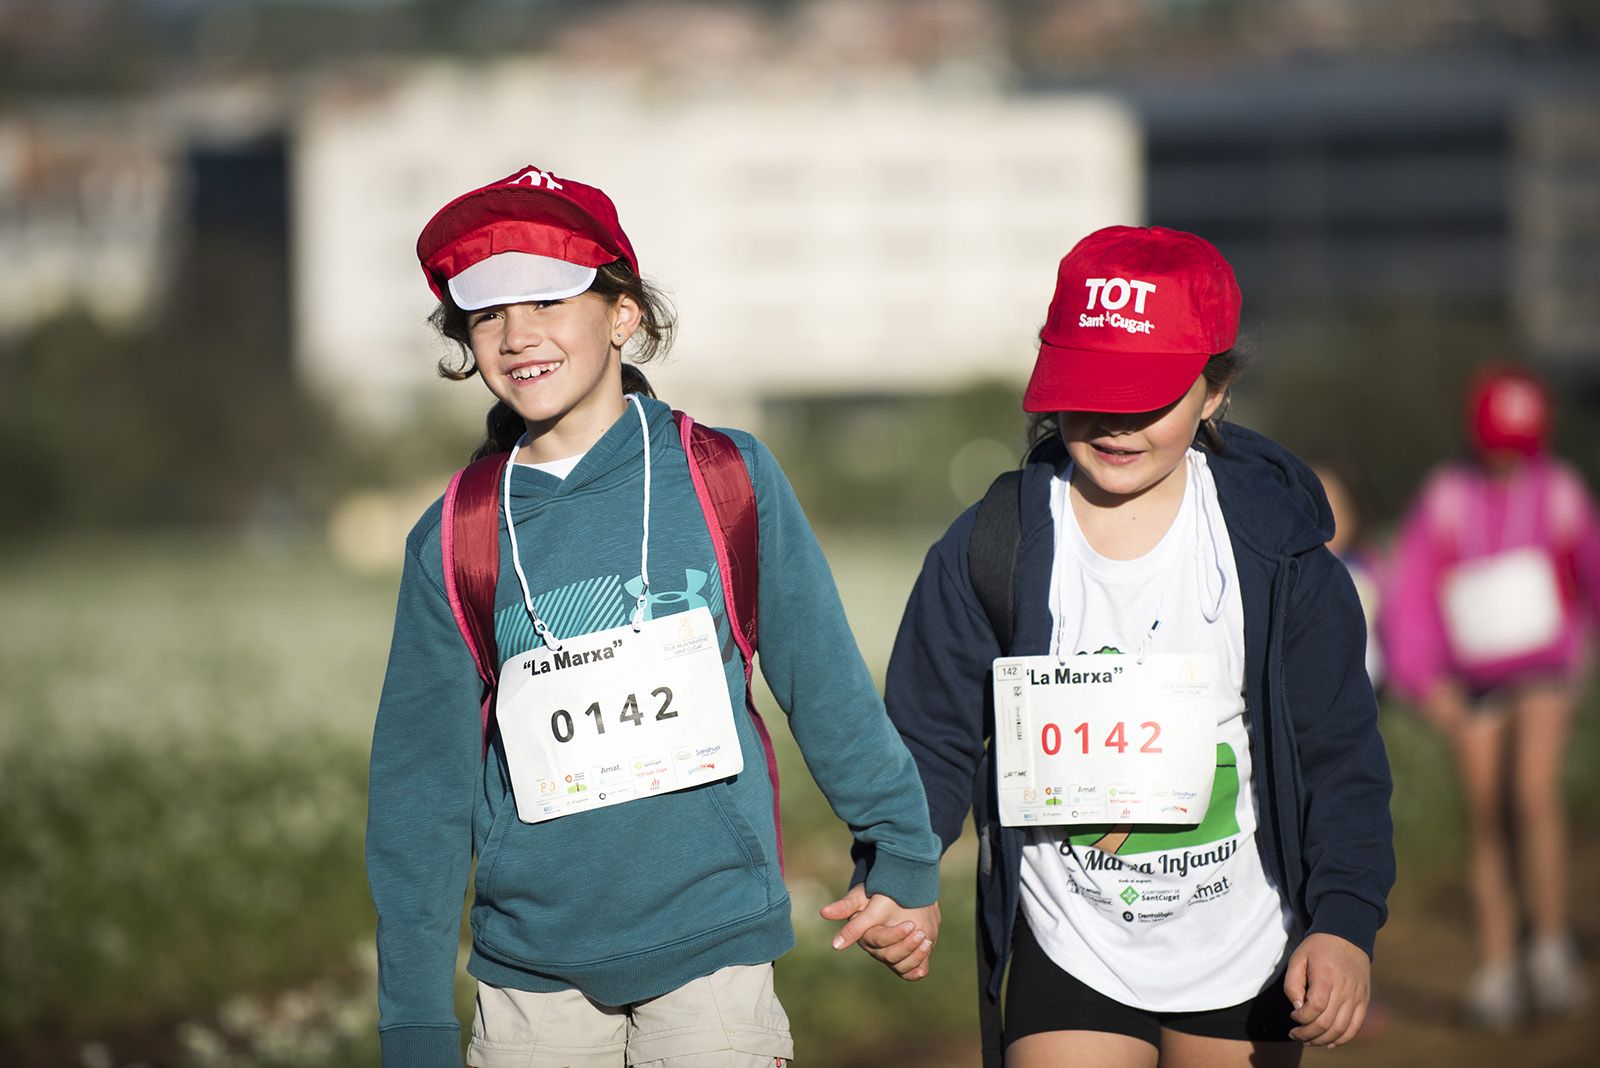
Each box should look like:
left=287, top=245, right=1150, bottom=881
left=2, top=531, right=1595, bottom=1066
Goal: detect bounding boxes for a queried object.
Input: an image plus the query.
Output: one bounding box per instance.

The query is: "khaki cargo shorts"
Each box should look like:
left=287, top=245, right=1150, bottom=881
left=466, top=962, right=794, bottom=1068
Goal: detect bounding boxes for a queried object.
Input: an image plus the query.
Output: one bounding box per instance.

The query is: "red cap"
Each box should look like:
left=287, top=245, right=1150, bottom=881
left=1468, top=365, right=1550, bottom=458
left=1023, top=225, right=1241, bottom=413
left=416, top=164, right=638, bottom=307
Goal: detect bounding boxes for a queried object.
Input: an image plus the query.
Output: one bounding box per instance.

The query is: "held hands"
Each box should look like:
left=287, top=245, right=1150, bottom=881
left=1284, top=933, right=1371, bottom=1048
left=819, top=884, right=941, bottom=981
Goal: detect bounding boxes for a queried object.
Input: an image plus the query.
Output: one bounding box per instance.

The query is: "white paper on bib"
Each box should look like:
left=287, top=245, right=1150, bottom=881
left=994, top=653, right=1218, bottom=828
left=1442, top=547, right=1563, bottom=664
left=496, top=606, right=742, bottom=824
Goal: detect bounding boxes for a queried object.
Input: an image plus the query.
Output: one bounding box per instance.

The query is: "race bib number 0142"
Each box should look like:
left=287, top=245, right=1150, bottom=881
left=496, top=607, right=743, bottom=824
left=992, top=653, right=1218, bottom=828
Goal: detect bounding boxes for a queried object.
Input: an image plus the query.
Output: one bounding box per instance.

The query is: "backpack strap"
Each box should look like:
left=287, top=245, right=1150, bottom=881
left=441, top=451, right=511, bottom=754
left=674, top=410, right=785, bottom=873
left=967, top=465, right=1026, bottom=1068
left=970, top=469, right=1023, bottom=655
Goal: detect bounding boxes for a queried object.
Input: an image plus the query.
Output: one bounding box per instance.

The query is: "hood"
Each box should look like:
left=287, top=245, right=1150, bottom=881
left=1202, top=422, right=1333, bottom=557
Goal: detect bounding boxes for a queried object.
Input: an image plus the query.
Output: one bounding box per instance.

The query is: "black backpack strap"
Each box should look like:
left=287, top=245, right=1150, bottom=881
left=969, top=468, right=1022, bottom=655
left=977, top=919, right=1005, bottom=1068
left=967, top=467, right=1023, bottom=1068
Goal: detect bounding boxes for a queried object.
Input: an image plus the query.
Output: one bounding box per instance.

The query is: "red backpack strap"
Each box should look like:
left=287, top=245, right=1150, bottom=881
left=676, top=413, right=759, bottom=657
left=441, top=452, right=510, bottom=753
left=673, top=411, right=784, bottom=872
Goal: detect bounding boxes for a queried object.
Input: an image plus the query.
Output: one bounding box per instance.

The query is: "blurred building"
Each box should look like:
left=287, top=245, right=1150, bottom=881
left=1109, top=60, right=1600, bottom=385
left=292, top=62, right=1141, bottom=428
left=0, top=109, right=177, bottom=334
left=0, top=82, right=289, bottom=339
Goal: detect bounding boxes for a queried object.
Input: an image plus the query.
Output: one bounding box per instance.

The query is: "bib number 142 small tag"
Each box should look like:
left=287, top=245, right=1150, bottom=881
left=495, top=607, right=743, bottom=824
left=992, top=653, right=1218, bottom=828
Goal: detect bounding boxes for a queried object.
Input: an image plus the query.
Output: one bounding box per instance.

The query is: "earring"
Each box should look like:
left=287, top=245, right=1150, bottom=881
left=613, top=333, right=624, bottom=342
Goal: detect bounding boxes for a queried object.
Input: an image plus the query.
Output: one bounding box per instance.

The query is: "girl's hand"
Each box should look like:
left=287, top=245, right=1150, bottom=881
left=1284, top=932, right=1371, bottom=1047
left=820, top=884, right=941, bottom=980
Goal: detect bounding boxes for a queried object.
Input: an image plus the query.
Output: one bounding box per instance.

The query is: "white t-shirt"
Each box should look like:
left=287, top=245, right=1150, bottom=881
left=1019, top=449, right=1294, bottom=1011
left=518, top=451, right=587, bottom=481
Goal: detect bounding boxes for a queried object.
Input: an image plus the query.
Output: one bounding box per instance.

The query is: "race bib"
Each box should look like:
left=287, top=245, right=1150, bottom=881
left=1442, top=547, right=1563, bottom=665
left=993, top=654, right=1218, bottom=828
left=496, top=607, right=743, bottom=824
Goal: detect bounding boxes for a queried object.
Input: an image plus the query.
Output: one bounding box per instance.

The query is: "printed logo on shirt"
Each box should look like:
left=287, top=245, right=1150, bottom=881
left=624, top=569, right=710, bottom=621
left=494, top=565, right=730, bottom=663
left=1065, top=743, right=1242, bottom=857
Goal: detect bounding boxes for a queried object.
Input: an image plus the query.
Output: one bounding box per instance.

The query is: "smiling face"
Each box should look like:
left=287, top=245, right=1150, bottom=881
left=1058, top=375, right=1225, bottom=507
left=466, top=291, right=639, bottom=459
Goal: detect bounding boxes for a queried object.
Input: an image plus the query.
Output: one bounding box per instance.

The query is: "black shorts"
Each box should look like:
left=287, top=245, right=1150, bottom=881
left=1003, top=917, right=1296, bottom=1049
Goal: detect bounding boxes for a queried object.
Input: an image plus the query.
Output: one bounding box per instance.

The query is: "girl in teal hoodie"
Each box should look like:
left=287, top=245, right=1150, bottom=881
left=366, top=164, right=941, bottom=1068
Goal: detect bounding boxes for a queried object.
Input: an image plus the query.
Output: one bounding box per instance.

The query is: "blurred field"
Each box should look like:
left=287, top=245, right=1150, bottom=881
left=1, top=531, right=1596, bottom=1067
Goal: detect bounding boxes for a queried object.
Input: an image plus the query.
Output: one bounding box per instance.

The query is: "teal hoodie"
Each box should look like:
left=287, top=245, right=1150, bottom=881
left=366, top=396, right=941, bottom=1066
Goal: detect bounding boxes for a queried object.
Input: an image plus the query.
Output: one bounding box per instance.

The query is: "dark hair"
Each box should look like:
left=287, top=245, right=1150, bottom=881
left=1026, top=345, right=1250, bottom=453
left=429, top=259, right=677, bottom=460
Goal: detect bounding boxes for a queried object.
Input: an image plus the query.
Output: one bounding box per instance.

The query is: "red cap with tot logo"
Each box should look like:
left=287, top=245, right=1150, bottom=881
left=1023, top=225, right=1242, bottom=414
left=416, top=164, right=639, bottom=311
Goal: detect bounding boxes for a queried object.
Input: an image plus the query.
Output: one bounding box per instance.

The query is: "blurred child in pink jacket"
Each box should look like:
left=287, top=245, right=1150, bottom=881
left=1383, top=364, right=1600, bottom=1030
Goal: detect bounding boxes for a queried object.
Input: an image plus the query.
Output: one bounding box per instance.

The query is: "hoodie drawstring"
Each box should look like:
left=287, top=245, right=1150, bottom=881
left=503, top=394, right=655, bottom=650
left=1193, top=452, right=1229, bottom=624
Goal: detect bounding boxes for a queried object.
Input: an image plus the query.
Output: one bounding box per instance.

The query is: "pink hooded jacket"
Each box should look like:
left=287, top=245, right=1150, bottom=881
left=1382, top=455, right=1600, bottom=699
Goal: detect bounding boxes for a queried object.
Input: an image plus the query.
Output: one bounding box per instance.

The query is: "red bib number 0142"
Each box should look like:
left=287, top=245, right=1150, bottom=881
left=992, top=653, right=1219, bottom=828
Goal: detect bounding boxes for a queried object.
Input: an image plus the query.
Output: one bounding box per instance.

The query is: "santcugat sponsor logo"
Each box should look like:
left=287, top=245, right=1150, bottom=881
left=1078, top=311, right=1155, bottom=335
left=1158, top=839, right=1238, bottom=878
left=1140, top=889, right=1181, bottom=903
left=1027, top=665, right=1122, bottom=686
left=522, top=638, right=622, bottom=676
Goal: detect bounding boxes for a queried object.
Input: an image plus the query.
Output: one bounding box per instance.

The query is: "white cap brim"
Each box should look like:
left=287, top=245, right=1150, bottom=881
left=447, top=251, right=598, bottom=311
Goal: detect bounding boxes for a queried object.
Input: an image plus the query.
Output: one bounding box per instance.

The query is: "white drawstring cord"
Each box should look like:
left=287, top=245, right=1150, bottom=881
left=503, top=432, right=563, bottom=651
left=629, top=394, right=652, bottom=631
left=501, top=394, right=656, bottom=649
left=1193, top=453, right=1229, bottom=624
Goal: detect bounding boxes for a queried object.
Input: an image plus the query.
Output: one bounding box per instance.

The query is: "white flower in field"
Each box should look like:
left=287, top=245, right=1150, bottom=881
left=219, top=994, right=268, bottom=1039
left=77, top=1043, right=112, bottom=1068
left=176, top=1022, right=230, bottom=1066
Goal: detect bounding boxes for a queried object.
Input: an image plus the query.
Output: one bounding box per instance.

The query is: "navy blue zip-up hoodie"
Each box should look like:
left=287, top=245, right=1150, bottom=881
left=882, top=422, right=1395, bottom=1004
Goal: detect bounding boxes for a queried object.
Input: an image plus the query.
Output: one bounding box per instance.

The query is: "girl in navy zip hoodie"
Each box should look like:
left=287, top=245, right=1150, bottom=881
left=879, top=226, right=1394, bottom=1067
left=366, top=164, right=940, bottom=1068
